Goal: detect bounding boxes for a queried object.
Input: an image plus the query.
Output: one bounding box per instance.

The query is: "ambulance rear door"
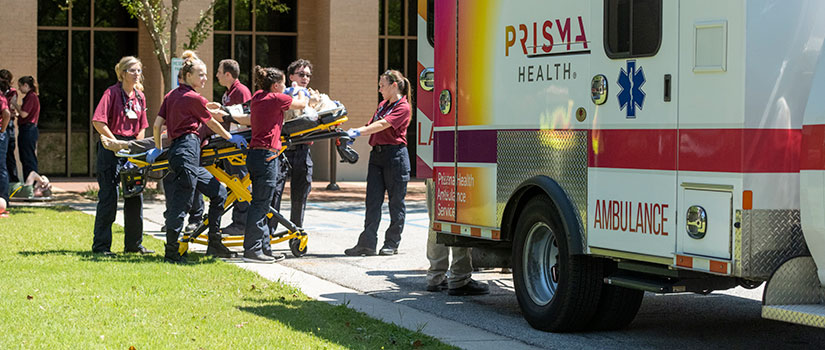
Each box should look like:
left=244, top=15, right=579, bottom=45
left=587, top=0, right=679, bottom=259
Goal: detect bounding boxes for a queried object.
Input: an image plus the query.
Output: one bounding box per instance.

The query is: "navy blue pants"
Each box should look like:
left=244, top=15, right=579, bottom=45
left=189, top=189, right=204, bottom=224
left=355, top=145, right=410, bottom=250
left=6, top=121, right=17, bottom=183
left=273, top=144, right=312, bottom=229
left=93, top=138, right=143, bottom=253
left=245, top=149, right=281, bottom=255
left=17, top=123, right=37, bottom=179
left=222, top=159, right=249, bottom=228
left=164, top=134, right=227, bottom=258
left=0, top=128, right=9, bottom=204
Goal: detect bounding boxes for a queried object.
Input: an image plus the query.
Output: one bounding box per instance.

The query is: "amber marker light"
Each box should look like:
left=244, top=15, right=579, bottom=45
left=743, top=190, right=753, bottom=210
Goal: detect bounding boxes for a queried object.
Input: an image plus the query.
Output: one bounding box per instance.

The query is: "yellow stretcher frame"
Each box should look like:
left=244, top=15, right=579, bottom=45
left=120, top=113, right=351, bottom=258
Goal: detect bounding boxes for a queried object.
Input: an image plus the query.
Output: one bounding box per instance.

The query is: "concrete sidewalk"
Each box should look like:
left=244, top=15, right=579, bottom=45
left=59, top=183, right=540, bottom=350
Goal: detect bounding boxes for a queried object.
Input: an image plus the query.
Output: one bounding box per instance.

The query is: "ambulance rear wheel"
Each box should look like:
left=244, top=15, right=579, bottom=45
left=289, top=238, right=307, bottom=257
left=512, top=195, right=603, bottom=332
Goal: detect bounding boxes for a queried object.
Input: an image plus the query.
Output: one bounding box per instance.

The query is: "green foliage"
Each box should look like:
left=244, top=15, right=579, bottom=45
left=184, top=1, right=218, bottom=51
left=0, top=207, right=457, bottom=349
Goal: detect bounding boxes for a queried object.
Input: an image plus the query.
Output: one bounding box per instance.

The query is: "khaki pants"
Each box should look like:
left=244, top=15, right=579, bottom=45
left=426, top=179, right=473, bottom=288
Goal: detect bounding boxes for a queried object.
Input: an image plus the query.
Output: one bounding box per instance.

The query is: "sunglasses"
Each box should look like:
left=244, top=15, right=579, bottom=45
left=297, top=72, right=312, bottom=78
left=125, top=68, right=142, bottom=74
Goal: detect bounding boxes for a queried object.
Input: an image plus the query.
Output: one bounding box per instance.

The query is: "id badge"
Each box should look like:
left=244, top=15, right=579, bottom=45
left=126, top=109, right=138, bottom=120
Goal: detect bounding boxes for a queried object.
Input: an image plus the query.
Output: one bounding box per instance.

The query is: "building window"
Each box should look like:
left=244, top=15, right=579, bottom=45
left=213, top=0, right=297, bottom=100
left=37, top=0, right=138, bottom=176
left=604, top=0, right=662, bottom=59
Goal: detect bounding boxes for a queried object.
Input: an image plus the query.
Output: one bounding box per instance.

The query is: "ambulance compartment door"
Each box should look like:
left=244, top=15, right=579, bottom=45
left=587, top=0, right=679, bottom=258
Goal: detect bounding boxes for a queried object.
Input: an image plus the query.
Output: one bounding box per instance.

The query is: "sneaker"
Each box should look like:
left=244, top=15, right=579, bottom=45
left=448, top=279, right=490, bottom=296
left=221, top=224, right=245, bottom=236
left=379, top=246, right=398, bottom=256
left=426, top=280, right=448, bottom=292
left=124, top=246, right=155, bottom=255
left=185, top=222, right=201, bottom=232
left=161, top=224, right=167, bottom=232
left=206, top=243, right=237, bottom=258
left=243, top=251, right=276, bottom=263
left=344, top=246, right=376, bottom=256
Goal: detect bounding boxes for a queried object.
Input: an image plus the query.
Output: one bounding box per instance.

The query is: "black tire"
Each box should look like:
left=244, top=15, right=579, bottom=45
left=589, top=284, right=644, bottom=331
left=289, top=238, right=307, bottom=257
left=512, top=195, right=603, bottom=332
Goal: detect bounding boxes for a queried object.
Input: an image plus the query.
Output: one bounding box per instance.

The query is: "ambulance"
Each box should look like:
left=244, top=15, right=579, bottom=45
left=416, top=0, right=825, bottom=332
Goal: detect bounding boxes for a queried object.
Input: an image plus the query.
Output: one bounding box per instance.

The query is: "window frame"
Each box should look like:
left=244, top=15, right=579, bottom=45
left=603, top=0, right=663, bottom=59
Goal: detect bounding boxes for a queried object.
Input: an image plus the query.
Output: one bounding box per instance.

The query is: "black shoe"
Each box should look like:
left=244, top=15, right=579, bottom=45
left=125, top=246, right=155, bottom=255
left=448, top=279, right=490, bottom=296
left=426, top=280, right=448, bottom=292
left=262, top=251, right=286, bottom=262
left=164, top=255, right=189, bottom=265
left=221, top=224, right=245, bottom=236
left=161, top=224, right=166, bottom=232
left=379, top=246, right=398, bottom=256
left=206, top=243, right=237, bottom=258
left=344, top=246, right=376, bottom=256
left=185, top=222, right=200, bottom=232
left=242, top=251, right=276, bottom=264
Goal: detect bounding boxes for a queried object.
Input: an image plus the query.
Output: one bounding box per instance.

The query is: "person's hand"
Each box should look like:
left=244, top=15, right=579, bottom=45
left=346, top=128, right=361, bottom=139
left=229, top=134, right=248, bottom=149
left=146, top=147, right=162, bottom=163
left=284, top=86, right=310, bottom=98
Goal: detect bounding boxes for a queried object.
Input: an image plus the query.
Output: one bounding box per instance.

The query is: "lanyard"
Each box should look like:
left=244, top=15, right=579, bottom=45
left=371, top=99, right=401, bottom=124
left=120, top=86, right=143, bottom=115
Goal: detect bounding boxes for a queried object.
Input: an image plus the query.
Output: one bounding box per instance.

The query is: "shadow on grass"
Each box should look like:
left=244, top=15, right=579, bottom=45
left=16, top=249, right=221, bottom=265
left=8, top=205, right=75, bottom=214
left=238, top=297, right=440, bottom=350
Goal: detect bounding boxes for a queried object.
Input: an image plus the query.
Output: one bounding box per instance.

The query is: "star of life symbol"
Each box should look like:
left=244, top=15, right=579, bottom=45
left=617, top=60, right=646, bottom=118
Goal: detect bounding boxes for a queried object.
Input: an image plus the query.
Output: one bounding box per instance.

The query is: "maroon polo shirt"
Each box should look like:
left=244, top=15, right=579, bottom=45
left=0, top=94, right=7, bottom=113
left=222, top=79, right=252, bottom=106
left=92, top=83, right=148, bottom=138
left=367, top=96, right=411, bottom=146
left=18, top=91, right=40, bottom=126
left=4, top=88, right=17, bottom=118
left=157, top=84, right=212, bottom=141
left=249, top=90, right=292, bottom=150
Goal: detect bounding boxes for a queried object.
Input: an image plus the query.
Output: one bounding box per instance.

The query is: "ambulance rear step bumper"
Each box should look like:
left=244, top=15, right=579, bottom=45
left=762, top=256, right=825, bottom=328
left=605, top=273, right=736, bottom=294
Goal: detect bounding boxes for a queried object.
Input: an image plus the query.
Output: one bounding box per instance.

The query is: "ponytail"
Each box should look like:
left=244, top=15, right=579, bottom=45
left=253, top=65, right=284, bottom=92
left=18, top=76, right=37, bottom=95
left=178, top=50, right=204, bottom=83
left=381, top=69, right=412, bottom=105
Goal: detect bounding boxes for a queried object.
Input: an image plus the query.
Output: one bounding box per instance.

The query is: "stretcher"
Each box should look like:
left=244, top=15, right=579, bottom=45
left=116, top=102, right=358, bottom=258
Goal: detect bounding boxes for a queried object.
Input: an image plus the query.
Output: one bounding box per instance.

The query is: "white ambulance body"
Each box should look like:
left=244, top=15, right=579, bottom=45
left=416, top=0, right=825, bottom=331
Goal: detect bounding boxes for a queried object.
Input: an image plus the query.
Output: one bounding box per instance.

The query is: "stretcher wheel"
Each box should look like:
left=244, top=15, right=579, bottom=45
left=289, top=238, right=307, bottom=257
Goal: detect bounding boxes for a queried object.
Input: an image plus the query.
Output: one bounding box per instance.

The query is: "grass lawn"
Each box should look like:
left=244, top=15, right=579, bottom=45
left=0, top=206, right=457, bottom=349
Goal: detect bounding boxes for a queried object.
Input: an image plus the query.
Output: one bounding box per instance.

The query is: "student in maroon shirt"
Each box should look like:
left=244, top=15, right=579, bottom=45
left=0, top=69, right=18, bottom=183
left=12, top=76, right=39, bottom=182
left=215, top=59, right=253, bottom=235
left=147, top=50, right=247, bottom=264
left=90, top=56, right=153, bottom=256
left=344, top=69, right=413, bottom=257
left=243, top=65, right=306, bottom=263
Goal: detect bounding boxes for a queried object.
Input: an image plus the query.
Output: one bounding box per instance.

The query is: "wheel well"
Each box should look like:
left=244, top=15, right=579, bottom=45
left=501, top=176, right=585, bottom=255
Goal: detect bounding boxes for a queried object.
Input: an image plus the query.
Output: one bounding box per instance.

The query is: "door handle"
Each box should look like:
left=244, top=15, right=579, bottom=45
left=664, top=74, right=672, bottom=102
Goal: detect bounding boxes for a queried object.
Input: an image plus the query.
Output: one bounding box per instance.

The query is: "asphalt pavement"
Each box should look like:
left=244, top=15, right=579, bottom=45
left=65, top=196, right=825, bottom=349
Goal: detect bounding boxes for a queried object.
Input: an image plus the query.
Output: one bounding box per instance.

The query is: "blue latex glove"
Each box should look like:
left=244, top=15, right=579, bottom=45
left=229, top=134, right=248, bottom=149
left=346, top=128, right=361, bottom=139
left=284, top=86, right=310, bottom=98
left=146, top=147, right=162, bottom=163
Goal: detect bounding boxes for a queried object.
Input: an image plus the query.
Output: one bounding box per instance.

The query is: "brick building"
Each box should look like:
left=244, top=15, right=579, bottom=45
left=0, top=0, right=419, bottom=181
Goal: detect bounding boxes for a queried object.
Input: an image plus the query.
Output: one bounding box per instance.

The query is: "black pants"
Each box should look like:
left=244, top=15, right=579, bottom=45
left=245, top=149, right=280, bottom=255
left=164, top=134, right=227, bottom=258
left=17, top=123, right=37, bottom=179
left=6, top=121, right=17, bottom=183
left=273, top=144, right=312, bottom=229
left=355, top=145, right=410, bottom=250
left=93, top=137, right=143, bottom=253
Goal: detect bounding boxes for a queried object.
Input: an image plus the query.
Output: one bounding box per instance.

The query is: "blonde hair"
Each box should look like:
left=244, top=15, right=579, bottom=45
left=115, top=56, right=144, bottom=91
left=178, top=50, right=205, bottom=83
